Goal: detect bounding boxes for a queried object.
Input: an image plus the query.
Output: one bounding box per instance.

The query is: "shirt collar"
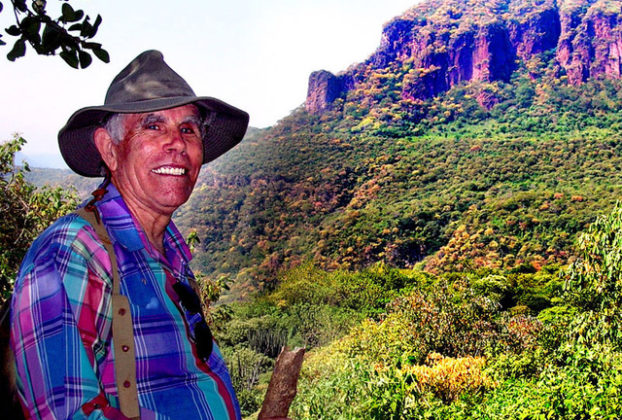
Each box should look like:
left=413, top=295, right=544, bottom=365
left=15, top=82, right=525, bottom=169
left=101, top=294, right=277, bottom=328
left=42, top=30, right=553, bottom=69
left=87, top=182, right=193, bottom=267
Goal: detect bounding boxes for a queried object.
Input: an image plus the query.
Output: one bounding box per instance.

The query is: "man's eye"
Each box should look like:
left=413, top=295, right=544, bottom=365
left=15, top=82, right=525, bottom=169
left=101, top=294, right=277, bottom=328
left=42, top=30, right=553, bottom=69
left=181, top=127, right=198, bottom=135
left=147, top=124, right=160, bottom=130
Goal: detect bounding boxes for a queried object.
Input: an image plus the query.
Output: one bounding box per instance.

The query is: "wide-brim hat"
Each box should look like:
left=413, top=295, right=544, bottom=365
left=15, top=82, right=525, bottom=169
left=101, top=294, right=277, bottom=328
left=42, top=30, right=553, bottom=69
left=58, top=50, right=249, bottom=177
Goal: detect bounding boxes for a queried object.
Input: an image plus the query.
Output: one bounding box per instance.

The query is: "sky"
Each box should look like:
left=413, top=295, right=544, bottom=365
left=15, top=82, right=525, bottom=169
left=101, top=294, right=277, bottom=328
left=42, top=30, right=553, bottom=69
left=1, top=0, right=418, bottom=168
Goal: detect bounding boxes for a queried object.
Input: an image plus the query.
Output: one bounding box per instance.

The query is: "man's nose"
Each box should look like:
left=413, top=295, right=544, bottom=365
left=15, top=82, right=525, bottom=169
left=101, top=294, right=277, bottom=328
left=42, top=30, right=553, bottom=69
left=165, top=129, right=186, bottom=153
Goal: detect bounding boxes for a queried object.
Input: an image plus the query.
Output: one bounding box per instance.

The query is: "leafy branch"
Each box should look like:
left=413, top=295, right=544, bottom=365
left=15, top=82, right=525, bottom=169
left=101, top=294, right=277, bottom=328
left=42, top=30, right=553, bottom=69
left=0, top=135, right=79, bottom=303
left=1, top=0, right=109, bottom=68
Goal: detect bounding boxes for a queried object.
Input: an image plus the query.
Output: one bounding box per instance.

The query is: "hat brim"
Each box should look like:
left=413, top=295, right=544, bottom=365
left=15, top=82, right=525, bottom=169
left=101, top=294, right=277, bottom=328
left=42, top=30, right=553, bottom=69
left=58, top=96, right=249, bottom=177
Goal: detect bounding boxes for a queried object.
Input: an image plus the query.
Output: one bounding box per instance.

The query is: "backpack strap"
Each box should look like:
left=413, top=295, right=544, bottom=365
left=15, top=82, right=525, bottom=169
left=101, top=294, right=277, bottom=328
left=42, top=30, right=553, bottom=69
left=75, top=208, right=140, bottom=420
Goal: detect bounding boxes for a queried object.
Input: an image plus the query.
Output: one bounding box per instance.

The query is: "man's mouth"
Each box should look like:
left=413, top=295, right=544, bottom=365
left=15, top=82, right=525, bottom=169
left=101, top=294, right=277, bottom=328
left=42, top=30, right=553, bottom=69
left=151, top=166, right=186, bottom=176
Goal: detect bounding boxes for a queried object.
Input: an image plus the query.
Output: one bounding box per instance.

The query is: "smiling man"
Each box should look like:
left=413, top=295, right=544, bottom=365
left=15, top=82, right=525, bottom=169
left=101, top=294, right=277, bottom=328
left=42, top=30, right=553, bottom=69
left=94, top=105, right=205, bottom=256
left=9, top=50, right=249, bottom=419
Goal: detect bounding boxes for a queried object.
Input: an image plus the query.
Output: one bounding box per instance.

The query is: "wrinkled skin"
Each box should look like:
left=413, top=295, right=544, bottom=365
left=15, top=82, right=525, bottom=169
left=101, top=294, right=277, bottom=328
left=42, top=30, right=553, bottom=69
left=94, top=104, right=204, bottom=253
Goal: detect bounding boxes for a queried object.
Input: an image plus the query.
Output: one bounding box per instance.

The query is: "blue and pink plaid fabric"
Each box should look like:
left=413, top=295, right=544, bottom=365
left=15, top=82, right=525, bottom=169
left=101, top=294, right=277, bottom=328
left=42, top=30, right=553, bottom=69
left=10, top=184, right=240, bottom=419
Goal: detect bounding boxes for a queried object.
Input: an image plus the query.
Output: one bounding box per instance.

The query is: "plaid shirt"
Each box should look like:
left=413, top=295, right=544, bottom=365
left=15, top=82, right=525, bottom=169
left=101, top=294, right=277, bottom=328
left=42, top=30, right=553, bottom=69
left=10, top=184, right=240, bottom=420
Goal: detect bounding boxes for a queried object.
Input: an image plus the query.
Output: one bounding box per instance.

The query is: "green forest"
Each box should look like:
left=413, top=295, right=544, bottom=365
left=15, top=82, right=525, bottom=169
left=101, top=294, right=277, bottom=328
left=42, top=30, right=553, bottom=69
left=190, top=73, right=622, bottom=417
left=5, top=0, right=622, bottom=418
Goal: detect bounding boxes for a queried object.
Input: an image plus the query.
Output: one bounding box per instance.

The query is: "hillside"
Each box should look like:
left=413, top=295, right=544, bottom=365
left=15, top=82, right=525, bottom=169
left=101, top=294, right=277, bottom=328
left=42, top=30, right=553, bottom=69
left=25, top=167, right=97, bottom=200
left=174, top=0, right=622, bottom=298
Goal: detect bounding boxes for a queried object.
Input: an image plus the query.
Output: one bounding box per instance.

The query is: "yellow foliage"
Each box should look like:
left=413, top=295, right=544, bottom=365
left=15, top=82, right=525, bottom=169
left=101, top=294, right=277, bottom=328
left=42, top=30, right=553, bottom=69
left=396, top=353, right=495, bottom=402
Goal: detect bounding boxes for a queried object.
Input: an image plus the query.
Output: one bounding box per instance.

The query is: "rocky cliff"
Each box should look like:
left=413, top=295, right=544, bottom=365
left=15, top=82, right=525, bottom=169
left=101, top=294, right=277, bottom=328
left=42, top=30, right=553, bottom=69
left=306, top=0, right=622, bottom=114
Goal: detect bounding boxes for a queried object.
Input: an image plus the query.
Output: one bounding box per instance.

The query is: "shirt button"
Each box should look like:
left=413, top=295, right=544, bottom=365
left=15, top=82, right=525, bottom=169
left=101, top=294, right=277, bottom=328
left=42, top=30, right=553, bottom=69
left=123, top=380, right=131, bottom=388
left=118, top=308, right=126, bottom=316
left=122, top=345, right=129, bottom=352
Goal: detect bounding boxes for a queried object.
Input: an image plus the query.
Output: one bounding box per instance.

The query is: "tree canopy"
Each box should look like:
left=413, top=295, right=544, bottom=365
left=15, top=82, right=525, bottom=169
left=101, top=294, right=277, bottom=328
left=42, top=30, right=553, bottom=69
left=0, top=135, right=78, bottom=304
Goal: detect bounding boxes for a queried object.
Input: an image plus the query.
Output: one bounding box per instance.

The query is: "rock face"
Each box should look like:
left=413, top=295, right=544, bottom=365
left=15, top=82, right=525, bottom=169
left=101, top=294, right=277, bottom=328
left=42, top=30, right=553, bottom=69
left=305, top=71, right=348, bottom=113
left=305, top=0, right=622, bottom=114
left=557, top=2, right=622, bottom=83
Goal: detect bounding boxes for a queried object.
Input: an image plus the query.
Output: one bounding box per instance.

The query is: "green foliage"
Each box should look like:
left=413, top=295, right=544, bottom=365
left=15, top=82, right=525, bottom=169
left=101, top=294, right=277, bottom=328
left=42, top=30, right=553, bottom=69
left=185, top=94, right=622, bottom=414
left=221, top=345, right=272, bottom=416
left=289, top=282, right=508, bottom=418
left=269, top=262, right=422, bottom=317
left=209, top=263, right=424, bottom=417
left=0, top=135, right=78, bottom=303
left=175, top=73, right=622, bottom=296
left=558, top=202, right=622, bottom=351
left=327, top=273, right=548, bottom=368
left=1, top=0, right=108, bottom=67
left=288, top=202, right=622, bottom=419
left=467, top=344, right=622, bottom=420
left=565, top=203, right=622, bottom=313
left=191, top=195, right=622, bottom=419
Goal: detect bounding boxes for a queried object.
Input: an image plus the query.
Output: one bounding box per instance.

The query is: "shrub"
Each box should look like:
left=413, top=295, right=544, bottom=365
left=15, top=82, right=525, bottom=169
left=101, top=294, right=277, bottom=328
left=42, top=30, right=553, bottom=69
left=401, top=353, right=495, bottom=403
left=565, top=202, right=622, bottom=313
left=564, top=202, right=622, bottom=347
left=222, top=346, right=273, bottom=417
left=0, top=136, right=78, bottom=302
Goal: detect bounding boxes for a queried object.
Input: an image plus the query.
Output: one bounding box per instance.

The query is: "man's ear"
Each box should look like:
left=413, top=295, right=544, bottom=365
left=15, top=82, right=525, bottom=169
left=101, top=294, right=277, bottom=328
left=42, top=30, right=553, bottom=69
left=93, top=128, right=119, bottom=172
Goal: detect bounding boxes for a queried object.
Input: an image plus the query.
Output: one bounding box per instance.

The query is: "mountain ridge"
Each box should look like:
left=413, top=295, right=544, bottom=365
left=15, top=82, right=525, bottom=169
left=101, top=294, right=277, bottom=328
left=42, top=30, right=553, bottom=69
left=306, top=0, right=622, bottom=113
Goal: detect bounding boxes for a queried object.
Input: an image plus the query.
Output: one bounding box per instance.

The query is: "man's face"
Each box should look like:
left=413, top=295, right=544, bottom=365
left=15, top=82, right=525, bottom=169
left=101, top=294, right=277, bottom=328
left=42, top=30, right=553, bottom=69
left=108, top=104, right=204, bottom=217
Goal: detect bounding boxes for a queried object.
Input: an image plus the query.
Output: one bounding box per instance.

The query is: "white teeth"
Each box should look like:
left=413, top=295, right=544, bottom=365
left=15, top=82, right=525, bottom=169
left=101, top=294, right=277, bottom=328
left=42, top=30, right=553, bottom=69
left=151, top=167, right=186, bottom=175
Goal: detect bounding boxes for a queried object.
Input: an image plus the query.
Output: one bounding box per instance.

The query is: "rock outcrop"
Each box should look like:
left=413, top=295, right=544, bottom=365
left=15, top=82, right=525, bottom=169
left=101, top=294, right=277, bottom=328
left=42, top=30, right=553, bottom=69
left=557, top=1, right=622, bottom=83
left=305, top=71, right=349, bottom=113
left=305, top=0, right=622, bottom=114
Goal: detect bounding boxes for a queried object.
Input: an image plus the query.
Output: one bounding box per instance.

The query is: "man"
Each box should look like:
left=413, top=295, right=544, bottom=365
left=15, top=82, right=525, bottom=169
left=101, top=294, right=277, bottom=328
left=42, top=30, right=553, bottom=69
left=10, top=50, right=249, bottom=419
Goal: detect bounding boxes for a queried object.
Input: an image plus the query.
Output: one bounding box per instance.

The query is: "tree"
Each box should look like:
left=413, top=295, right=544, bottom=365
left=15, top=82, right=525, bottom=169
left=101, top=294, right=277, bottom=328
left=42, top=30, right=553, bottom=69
left=562, top=203, right=622, bottom=348
left=0, top=135, right=79, bottom=304
left=565, top=203, right=622, bottom=313
left=1, top=0, right=108, bottom=68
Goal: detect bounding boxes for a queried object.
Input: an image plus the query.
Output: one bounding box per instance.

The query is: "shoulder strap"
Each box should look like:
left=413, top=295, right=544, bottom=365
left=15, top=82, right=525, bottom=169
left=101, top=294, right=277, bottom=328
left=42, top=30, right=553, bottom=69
left=75, top=208, right=140, bottom=420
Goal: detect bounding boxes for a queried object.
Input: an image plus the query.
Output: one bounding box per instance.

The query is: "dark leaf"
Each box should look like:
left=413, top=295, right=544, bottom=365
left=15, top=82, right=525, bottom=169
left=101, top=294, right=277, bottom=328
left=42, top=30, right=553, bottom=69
left=78, top=50, right=92, bottom=68
left=13, top=0, right=27, bottom=12
left=61, top=3, right=75, bottom=22
left=68, top=23, right=81, bottom=32
left=0, top=37, right=5, bottom=47
left=7, top=39, right=26, bottom=61
left=0, top=2, right=3, bottom=13
left=80, top=18, right=93, bottom=38
left=41, top=23, right=61, bottom=53
left=59, top=49, right=79, bottom=68
left=91, top=15, right=102, bottom=36
left=92, top=47, right=109, bottom=63
left=32, top=43, right=45, bottom=55
left=6, top=25, right=21, bottom=36
left=82, top=42, right=101, bottom=49
left=22, top=16, right=41, bottom=39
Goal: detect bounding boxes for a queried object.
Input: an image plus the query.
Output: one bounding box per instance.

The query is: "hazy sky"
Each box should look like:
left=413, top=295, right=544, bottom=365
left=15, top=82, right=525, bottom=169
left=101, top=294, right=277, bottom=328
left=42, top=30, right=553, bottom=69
left=1, top=0, right=418, bottom=168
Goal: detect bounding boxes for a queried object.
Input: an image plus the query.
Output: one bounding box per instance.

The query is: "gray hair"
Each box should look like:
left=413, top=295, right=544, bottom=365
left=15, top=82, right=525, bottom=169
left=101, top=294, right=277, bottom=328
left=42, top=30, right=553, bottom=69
left=103, top=109, right=210, bottom=145
left=104, top=113, right=127, bottom=144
